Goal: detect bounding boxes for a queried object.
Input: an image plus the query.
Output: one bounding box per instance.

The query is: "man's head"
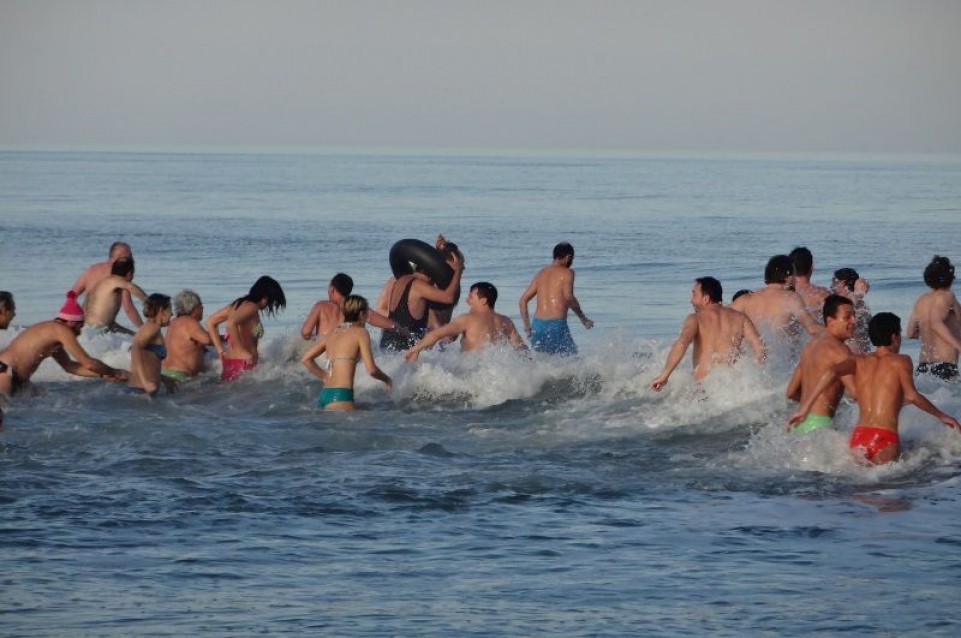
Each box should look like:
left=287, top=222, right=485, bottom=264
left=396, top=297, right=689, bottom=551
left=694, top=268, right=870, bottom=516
left=823, top=294, right=855, bottom=340
left=56, top=291, right=85, bottom=333
left=469, top=281, right=498, bottom=309
left=553, top=242, right=575, bottom=266
left=833, top=268, right=860, bottom=292
left=764, top=255, right=794, bottom=285
left=329, top=273, right=354, bottom=299
left=923, top=255, right=955, bottom=290
left=0, top=291, right=15, bottom=329
left=174, top=290, right=203, bottom=318
left=111, top=258, right=135, bottom=280
left=732, top=289, right=751, bottom=303
left=868, top=312, right=901, bottom=348
left=692, top=277, right=722, bottom=307
left=108, top=242, right=132, bottom=261
left=789, top=247, right=814, bottom=278
left=342, top=295, right=369, bottom=323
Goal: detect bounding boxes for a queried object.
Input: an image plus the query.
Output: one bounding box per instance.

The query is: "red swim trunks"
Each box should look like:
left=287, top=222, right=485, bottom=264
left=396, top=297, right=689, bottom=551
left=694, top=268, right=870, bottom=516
left=849, top=425, right=899, bottom=461
left=221, top=357, right=256, bottom=382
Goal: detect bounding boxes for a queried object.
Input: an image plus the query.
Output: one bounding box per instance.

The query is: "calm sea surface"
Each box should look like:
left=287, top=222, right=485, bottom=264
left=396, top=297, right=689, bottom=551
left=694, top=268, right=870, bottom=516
left=1, top=151, right=960, bottom=636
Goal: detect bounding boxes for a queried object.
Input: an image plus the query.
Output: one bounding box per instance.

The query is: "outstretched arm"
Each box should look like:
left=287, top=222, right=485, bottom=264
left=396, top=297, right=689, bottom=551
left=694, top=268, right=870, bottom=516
left=786, top=357, right=856, bottom=429
left=650, top=314, right=698, bottom=391
left=405, top=318, right=465, bottom=362
left=900, top=358, right=961, bottom=431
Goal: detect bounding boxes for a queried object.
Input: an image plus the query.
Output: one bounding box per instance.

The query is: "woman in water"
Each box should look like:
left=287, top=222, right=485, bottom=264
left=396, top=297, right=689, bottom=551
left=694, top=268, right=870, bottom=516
left=302, top=295, right=392, bottom=411
left=128, top=293, right=173, bottom=396
left=206, top=276, right=286, bottom=382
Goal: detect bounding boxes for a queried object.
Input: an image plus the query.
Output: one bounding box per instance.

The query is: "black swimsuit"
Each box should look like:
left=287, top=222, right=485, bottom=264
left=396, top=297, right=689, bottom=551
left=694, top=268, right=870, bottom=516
left=380, top=279, right=428, bottom=351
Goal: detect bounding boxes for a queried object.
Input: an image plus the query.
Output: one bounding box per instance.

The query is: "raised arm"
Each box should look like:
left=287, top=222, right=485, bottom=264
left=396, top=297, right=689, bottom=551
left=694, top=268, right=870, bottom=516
left=414, top=255, right=464, bottom=306
left=650, top=314, right=698, bottom=391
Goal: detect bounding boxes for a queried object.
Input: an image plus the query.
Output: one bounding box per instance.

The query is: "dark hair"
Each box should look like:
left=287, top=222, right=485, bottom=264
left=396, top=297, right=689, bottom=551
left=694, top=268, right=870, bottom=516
left=553, top=242, right=575, bottom=261
left=868, top=312, right=901, bottom=347
left=789, top=246, right=814, bottom=277
left=108, top=241, right=131, bottom=259
left=732, top=289, right=751, bottom=302
left=143, top=293, right=171, bottom=319
left=0, top=291, right=13, bottom=312
left=695, top=277, right=723, bottom=303
left=764, top=255, right=794, bottom=285
left=330, top=273, right=354, bottom=297
left=923, top=255, right=955, bottom=289
left=439, top=241, right=463, bottom=262
left=822, top=293, right=853, bottom=323
left=111, top=258, right=135, bottom=278
left=470, top=281, right=498, bottom=308
left=233, top=275, right=286, bottom=316
left=833, top=268, right=859, bottom=292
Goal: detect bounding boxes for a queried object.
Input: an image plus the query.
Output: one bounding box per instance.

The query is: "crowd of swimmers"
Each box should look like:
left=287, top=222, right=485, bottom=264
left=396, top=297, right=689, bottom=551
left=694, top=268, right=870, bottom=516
left=1, top=241, right=959, bottom=466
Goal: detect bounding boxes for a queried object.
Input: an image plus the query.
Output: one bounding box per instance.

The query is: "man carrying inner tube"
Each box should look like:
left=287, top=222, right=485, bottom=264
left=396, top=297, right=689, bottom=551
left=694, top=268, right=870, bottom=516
left=519, top=242, right=593, bottom=355
left=380, top=248, right=464, bottom=352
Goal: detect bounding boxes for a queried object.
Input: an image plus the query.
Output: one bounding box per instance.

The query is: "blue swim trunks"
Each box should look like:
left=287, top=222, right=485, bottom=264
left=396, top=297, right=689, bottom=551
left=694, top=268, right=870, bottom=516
left=531, top=317, right=577, bottom=355
left=318, top=387, right=354, bottom=409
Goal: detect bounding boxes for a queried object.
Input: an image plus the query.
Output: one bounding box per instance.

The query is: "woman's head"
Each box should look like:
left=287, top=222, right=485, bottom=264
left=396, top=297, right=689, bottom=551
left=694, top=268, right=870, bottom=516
left=245, top=276, right=286, bottom=316
left=342, top=295, right=369, bottom=323
left=143, top=293, right=172, bottom=321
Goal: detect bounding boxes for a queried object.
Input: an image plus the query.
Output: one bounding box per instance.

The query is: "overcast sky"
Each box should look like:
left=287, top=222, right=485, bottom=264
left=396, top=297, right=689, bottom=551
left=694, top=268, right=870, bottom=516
left=2, top=0, right=959, bottom=154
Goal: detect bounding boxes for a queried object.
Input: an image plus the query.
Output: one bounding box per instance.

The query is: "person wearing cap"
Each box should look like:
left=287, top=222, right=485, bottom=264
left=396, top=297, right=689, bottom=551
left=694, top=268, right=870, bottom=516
left=0, top=292, right=127, bottom=397
left=907, top=255, right=961, bottom=381
left=831, top=267, right=872, bottom=353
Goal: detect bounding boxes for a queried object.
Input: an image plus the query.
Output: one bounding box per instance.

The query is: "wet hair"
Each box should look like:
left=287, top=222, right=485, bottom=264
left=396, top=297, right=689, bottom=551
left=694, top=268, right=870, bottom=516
left=342, top=295, right=369, bottom=323
left=108, top=241, right=131, bottom=259
left=143, top=293, right=171, bottom=319
left=822, top=294, right=853, bottom=324
left=695, top=277, right=723, bottom=303
left=732, top=289, right=751, bottom=302
left=868, top=312, right=901, bottom=347
left=764, top=255, right=794, bottom=285
left=553, top=242, right=575, bottom=261
left=789, top=246, right=814, bottom=277
left=923, top=255, right=955, bottom=289
left=233, top=275, right=286, bottom=316
left=0, top=291, right=13, bottom=312
left=470, top=281, right=498, bottom=308
left=111, top=258, right=135, bottom=278
left=330, top=273, right=354, bottom=297
left=833, top=268, right=859, bottom=292
left=174, top=289, right=202, bottom=317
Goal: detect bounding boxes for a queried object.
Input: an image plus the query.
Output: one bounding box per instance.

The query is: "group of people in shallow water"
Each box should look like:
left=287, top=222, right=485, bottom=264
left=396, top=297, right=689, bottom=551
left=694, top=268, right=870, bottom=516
left=1, top=240, right=959, bottom=466
left=0, top=237, right=591, bottom=415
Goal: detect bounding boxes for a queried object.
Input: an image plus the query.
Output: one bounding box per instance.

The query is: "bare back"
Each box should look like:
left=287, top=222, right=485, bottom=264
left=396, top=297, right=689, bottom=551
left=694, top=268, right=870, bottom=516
left=908, top=289, right=961, bottom=364
left=523, top=264, right=574, bottom=320
left=851, top=352, right=912, bottom=431
left=691, top=305, right=757, bottom=378
left=732, top=285, right=819, bottom=337
left=459, top=311, right=523, bottom=352
left=301, top=300, right=343, bottom=340
left=790, top=333, right=853, bottom=417
left=164, top=316, right=211, bottom=375
left=794, top=279, right=830, bottom=323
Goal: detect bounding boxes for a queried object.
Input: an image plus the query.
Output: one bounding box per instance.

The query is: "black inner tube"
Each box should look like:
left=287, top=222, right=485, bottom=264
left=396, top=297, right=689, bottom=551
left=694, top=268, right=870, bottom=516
left=389, top=239, right=454, bottom=289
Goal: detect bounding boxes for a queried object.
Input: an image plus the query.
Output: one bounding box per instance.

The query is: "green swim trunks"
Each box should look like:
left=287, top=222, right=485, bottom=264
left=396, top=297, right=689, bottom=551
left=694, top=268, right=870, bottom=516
left=793, top=413, right=834, bottom=434
left=318, top=387, right=354, bottom=409
left=161, top=368, right=190, bottom=383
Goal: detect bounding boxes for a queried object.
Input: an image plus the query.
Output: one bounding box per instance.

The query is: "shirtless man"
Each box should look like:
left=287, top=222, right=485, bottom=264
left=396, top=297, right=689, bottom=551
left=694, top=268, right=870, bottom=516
left=0, top=292, right=15, bottom=329
left=790, top=246, right=830, bottom=322
left=83, top=259, right=149, bottom=335
left=302, top=273, right=356, bottom=340
left=71, top=241, right=143, bottom=329
left=0, top=292, right=127, bottom=397
left=906, top=255, right=961, bottom=381
left=405, top=282, right=527, bottom=361
left=731, top=254, right=821, bottom=341
left=786, top=295, right=858, bottom=433
left=788, top=312, right=960, bottom=464
left=650, top=277, right=765, bottom=390
left=161, top=290, right=212, bottom=382
left=519, top=242, right=593, bottom=355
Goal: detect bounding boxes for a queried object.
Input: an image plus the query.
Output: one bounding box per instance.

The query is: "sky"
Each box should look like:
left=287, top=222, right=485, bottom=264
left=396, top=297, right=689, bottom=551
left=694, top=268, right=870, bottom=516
left=1, top=0, right=959, bottom=154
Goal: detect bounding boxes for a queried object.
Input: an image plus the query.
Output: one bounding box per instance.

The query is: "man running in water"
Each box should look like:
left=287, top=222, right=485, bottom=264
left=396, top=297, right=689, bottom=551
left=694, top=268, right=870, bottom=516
left=787, top=312, right=961, bottom=464
left=83, top=259, right=149, bottom=335
left=786, top=294, right=857, bottom=433
left=71, top=241, right=143, bottom=329
left=650, top=277, right=765, bottom=389
left=732, top=254, right=821, bottom=343
left=907, top=255, right=961, bottom=381
left=790, top=246, right=830, bottom=322
left=519, top=242, right=593, bottom=355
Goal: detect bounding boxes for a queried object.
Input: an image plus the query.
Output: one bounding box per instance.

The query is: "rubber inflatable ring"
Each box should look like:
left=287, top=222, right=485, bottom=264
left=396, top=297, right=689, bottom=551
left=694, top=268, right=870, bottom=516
left=389, top=239, right=454, bottom=289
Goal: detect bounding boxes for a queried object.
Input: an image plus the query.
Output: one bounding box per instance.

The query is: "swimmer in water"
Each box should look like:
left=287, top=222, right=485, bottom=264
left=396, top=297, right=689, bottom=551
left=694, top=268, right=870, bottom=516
left=906, top=255, right=961, bottom=381
left=519, top=242, right=593, bottom=355
left=207, top=276, right=286, bottom=382
left=302, top=295, right=392, bottom=411
left=787, top=312, right=961, bottom=464
left=128, top=293, right=174, bottom=396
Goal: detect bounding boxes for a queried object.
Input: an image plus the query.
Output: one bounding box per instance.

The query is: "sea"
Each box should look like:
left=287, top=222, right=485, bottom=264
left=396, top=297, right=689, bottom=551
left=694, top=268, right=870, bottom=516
left=1, top=150, right=960, bottom=636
